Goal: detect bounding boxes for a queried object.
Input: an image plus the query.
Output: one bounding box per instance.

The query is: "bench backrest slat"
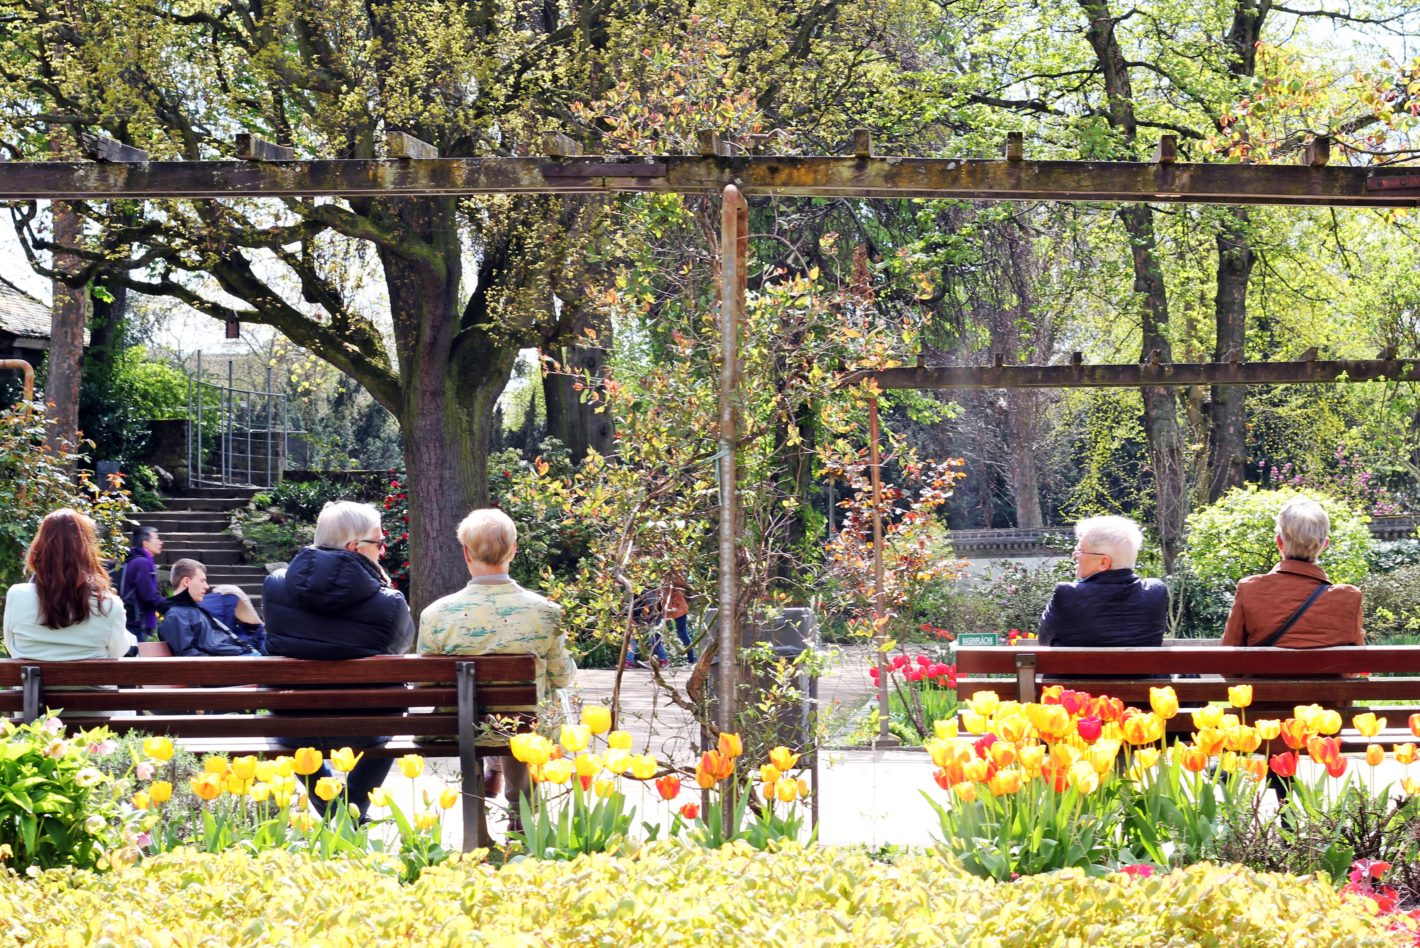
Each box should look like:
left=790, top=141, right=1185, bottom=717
left=955, top=646, right=1420, bottom=676
left=1, top=683, right=538, bottom=714
left=0, top=654, right=536, bottom=688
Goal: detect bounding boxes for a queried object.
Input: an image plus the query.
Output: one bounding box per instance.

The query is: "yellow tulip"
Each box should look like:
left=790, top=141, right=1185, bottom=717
left=414, top=810, right=439, bottom=831
left=273, top=756, right=295, bottom=778
left=272, top=784, right=295, bottom=808
left=1149, top=686, right=1179, bottom=720
left=230, top=756, right=258, bottom=782
left=574, top=754, right=603, bottom=779
left=314, top=777, right=341, bottom=802
left=290, top=812, right=317, bottom=832
left=1228, top=685, right=1253, bottom=709
left=397, top=754, right=424, bottom=779
left=559, top=724, right=591, bottom=753
left=1135, top=747, right=1161, bottom=770
left=987, top=769, right=1023, bottom=797
left=604, top=749, right=632, bottom=775
left=1224, top=725, right=1261, bottom=754
left=540, top=758, right=575, bottom=785
left=1367, top=744, right=1386, bottom=767
left=131, top=791, right=151, bottom=810
left=1255, top=719, right=1281, bottom=741
left=331, top=748, right=364, bottom=774
left=368, top=787, right=391, bottom=808
left=510, top=734, right=553, bottom=766
left=768, top=747, right=800, bottom=772
left=1316, top=710, right=1343, bottom=735
left=607, top=730, right=633, bottom=751
left=960, top=711, right=990, bottom=735
left=592, top=778, right=616, bottom=799
left=1405, top=777, right=1420, bottom=797
left=581, top=705, right=612, bottom=735
left=629, top=754, right=658, bottom=781
left=249, top=782, right=272, bottom=803
left=952, top=781, right=978, bottom=803
left=1395, top=743, right=1419, bottom=765
left=1034, top=705, right=1072, bottom=741
left=1018, top=744, right=1047, bottom=776
left=989, top=741, right=1018, bottom=770
left=717, top=732, right=744, bottom=758
left=1049, top=743, right=1081, bottom=770
left=1192, top=704, right=1224, bottom=730
left=255, top=760, right=277, bottom=783
left=292, top=747, right=323, bottom=776
left=148, top=780, right=173, bottom=804
left=203, top=756, right=229, bottom=776
left=1194, top=727, right=1225, bottom=756
left=1088, top=740, right=1120, bottom=775
left=190, top=772, right=223, bottom=801
left=1219, top=752, right=1241, bottom=773
left=1066, top=761, right=1099, bottom=795
left=142, top=736, right=174, bottom=762
left=933, top=718, right=959, bottom=739
left=439, top=787, right=460, bottom=810
left=1219, top=713, right=1240, bottom=730
left=774, top=778, right=799, bottom=803
left=1353, top=713, right=1384, bottom=739
left=968, top=691, right=1000, bottom=716
left=226, top=773, right=249, bottom=796
left=347, top=803, right=360, bottom=821
left=962, top=758, right=990, bottom=783
left=760, top=764, right=781, bottom=785
left=997, top=713, right=1030, bottom=744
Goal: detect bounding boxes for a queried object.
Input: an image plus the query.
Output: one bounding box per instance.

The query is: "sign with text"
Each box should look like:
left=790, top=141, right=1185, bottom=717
left=956, top=632, right=1000, bottom=646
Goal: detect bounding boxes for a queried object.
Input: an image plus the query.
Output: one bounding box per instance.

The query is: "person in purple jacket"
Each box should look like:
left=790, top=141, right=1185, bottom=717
left=119, top=526, right=165, bottom=641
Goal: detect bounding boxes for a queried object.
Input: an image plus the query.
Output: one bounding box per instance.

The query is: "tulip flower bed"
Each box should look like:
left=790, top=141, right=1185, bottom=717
left=0, top=843, right=1406, bottom=946
left=926, top=684, right=1420, bottom=897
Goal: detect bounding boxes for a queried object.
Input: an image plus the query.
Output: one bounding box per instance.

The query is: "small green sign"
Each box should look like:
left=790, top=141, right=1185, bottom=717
left=956, top=632, right=1000, bottom=646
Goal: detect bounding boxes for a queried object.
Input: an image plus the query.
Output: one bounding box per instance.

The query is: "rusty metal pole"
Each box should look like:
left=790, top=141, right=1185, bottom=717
left=0, top=360, right=35, bottom=402
left=868, top=394, right=893, bottom=742
left=717, top=185, right=747, bottom=835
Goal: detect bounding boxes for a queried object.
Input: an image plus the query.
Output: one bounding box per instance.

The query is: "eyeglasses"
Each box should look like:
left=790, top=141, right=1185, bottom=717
left=356, top=537, right=387, bottom=551
left=1071, top=549, right=1108, bottom=560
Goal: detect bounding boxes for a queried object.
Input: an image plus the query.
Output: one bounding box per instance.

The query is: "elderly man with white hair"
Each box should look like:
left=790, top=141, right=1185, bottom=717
left=1222, top=497, right=1362, bottom=648
left=264, top=500, right=415, bottom=819
left=1037, top=515, right=1168, bottom=647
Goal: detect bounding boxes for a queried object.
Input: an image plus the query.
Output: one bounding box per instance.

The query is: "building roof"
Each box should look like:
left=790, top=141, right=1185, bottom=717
left=0, top=276, right=51, bottom=339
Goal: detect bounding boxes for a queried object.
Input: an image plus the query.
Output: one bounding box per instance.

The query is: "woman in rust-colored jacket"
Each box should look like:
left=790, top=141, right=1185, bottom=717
left=1221, top=498, right=1362, bottom=648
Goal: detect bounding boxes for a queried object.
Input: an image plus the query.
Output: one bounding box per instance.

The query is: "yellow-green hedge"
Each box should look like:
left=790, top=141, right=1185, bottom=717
left=0, top=843, right=1404, bottom=946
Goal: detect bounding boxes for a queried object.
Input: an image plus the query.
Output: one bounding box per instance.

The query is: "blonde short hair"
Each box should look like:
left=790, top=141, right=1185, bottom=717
left=314, top=501, right=382, bottom=549
left=458, top=508, right=517, bottom=566
left=1075, top=515, right=1144, bottom=569
left=1276, top=497, right=1330, bottom=561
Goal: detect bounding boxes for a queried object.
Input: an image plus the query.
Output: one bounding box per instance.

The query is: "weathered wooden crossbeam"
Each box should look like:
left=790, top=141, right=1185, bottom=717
left=3, top=155, right=1419, bottom=205
left=858, top=358, right=1420, bottom=389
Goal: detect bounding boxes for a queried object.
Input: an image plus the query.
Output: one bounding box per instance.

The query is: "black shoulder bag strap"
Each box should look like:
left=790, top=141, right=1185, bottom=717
left=1256, top=581, right=1331, bottom=647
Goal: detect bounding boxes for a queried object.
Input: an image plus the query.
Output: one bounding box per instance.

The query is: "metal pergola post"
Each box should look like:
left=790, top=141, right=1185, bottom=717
left=717, top=184, right=747, bottom=745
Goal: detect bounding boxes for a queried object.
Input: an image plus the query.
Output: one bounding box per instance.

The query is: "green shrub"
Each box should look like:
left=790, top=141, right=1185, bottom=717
left=259, top=478, right=352, bottom=522
left=1181, top=486, right=1371, bottom=590
left=0, top=845, right=1399, bottom=945
left=918, top=559, right=1074, bottom=638
left=1361, top=563, right=1420, bottom=642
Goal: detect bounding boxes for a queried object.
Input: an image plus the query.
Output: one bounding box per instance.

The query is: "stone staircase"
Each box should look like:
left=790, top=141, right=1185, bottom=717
left=134, top=484, right=267, bottom=607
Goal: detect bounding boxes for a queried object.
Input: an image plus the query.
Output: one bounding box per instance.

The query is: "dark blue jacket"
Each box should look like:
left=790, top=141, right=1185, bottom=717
left=157, top=592, right=260, bottom=657
left=1037, top=569, right=1168, bottom=648
left=263, top=547, right=413, bottom=659
left=201, top=591, right=268, bottom=655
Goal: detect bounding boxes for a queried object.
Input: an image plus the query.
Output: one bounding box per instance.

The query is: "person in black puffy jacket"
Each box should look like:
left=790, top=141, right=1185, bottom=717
left=264, top=501, right=414, bottom=818
left=1037, top=515, right=1168, bottom=648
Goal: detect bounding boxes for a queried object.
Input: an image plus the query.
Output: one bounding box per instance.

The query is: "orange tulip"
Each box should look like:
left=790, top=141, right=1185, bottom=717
left=987, top=769, right=1023, bottom=797
left=1242, top=756, right=1268, bottom=781
left=1307, top=736, right=1342, bottom=767
left=654, top=774, right=682, bottom=801
left=1396, top=743, right=1419, bottom=765
left=1367, top=744, right=1385, bottom=767
left=680, top=802, right=699, bottom=820
left=717, top=732, right=744, bottom=759
left=1194, top=727, right=1225, bottom=757
left=699, top=750, right=735, bottom=781
left=1180, top=747, right=1209, bottom=773
left=1410, top=713, right=1420, bottom=739
left=1280, top=718, right=1311, bottom=751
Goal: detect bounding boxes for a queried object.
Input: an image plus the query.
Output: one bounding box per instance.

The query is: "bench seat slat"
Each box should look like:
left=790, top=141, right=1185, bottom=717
left=70, top=714, right=461, bottom=738
left=956, top=676, right=1420, bottom=705
left=0, top=654, right=537, bottom=688
left=11, top=684, right=537, bottom=713
left=955, top=646, right=1420, bottom=676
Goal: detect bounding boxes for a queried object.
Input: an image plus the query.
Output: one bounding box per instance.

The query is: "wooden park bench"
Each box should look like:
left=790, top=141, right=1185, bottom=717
left=0, top=653, right=537, bottom=849
left=955, top=645, right=1420, bottom=751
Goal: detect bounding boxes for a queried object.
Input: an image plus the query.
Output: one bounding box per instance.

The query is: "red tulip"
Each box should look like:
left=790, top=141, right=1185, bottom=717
left=916, top=654, right=931, bottom=667
left=1060, top=690, right=1089, bottom=716
left=1076, top=716, right=1103, bottom=743
left=1326, top=756, right=1349, bottom=779
left=654, top=774, right=682, bottom=801
left=1269, top=751, right=1298, bottom=778
left=680, top=802, right=699, bottom=820
left=974, top=734, right=997, bottom=758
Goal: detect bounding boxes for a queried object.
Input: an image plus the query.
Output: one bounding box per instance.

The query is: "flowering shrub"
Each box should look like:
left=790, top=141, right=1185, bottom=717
left=0, top=717, right=144, bottom=871
left=0, top=846, right=1401, bottom=945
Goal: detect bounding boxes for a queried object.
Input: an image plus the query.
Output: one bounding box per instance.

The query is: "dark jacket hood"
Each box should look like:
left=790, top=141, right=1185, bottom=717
left=284, top=546, right=384, bottom=614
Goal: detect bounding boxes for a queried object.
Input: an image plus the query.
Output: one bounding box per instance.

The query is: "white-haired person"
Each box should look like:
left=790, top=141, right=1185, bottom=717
left=1037, top=515, right=1168, bottom=647
left=1222, top=497, right=1362, bottom=648
left=264, top=500, right=414, bottom=820
left=418, top=507, right=576, bottom=834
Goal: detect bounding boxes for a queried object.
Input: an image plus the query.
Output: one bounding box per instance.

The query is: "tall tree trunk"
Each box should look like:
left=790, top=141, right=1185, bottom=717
left=1207, top=211, right=1253, bottom=501
left=1005, top=391, right=1044, bottom=527
left=47, top=200, right=86, bottom=464
left=544, top=331, right=614, bottom=463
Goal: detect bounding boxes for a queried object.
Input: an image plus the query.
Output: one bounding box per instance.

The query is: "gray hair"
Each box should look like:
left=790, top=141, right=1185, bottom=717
left=458, top=508, right=517, bottom=566
left=1075, top=515, right=1144, bottom=569
left=314, top=501, right=382, bottom=549
left=1276, top=497, right=1329, bottom=561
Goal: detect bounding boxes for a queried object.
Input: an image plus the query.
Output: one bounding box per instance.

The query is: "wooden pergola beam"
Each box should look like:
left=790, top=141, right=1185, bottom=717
left=861, top=358, right=1420, bottom=389
left=4, top=155, right=1420, bottom=206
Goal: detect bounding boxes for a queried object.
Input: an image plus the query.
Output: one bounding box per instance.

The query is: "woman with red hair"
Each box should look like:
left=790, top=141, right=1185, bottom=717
left=3, top=508, right=133, bottom=660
